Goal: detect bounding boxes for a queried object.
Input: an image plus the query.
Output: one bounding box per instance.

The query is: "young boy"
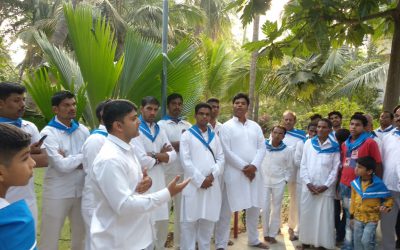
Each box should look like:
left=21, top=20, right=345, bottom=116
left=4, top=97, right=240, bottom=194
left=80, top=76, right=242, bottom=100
left=350, top=156, right=392, bottom=250
left=0, top=123, right=37, bottom=249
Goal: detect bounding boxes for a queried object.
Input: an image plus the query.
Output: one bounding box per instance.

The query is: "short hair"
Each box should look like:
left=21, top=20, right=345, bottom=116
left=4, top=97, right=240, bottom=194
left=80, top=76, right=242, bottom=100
left=328, top=111, right=343, bottom=119
left=102, top=100, right=137, bottom=132
left=167, top=93, right=183, bottom=105
left=335, top=128, right=350, bottom=145
left=394, top=105, right=400, bottom=114
left=309, top=113, right=322, bottom=121
left=350, top=113, right=368, bottom=127
left=381, top=111, right=394, bottom=120
left=95, top=99, right=112, bottom=123
left=0, top=82, right=26, bottom=100
left=271, top=125, right=287, bottom=134
left=207, top=98, right=220, bottom=104
left=353, top=111, right=364, bottom=116
left=232, top=93, right=249, bottom=105
left=51, top=91, right=75, bottom=106
left=307, top=122, right=317, bottom=130
left=141, top=96, right=160, bottom=107
left=318, top=118, right=333, bottom=129
left=0, top=124, right=31, bottom=166
left=283, top=110, right=297, bottom=120
left=194, top=102, right=212, bottom=114
left=356, top=156, right=376, bottom=172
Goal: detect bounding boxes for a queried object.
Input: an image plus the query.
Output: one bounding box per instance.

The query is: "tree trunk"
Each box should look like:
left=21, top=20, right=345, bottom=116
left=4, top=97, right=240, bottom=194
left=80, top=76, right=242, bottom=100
left=254, top=92, right=260, bottom=122
left=248, top=15, right=259, bottom=119
left=383, top=5, right=400, bottom=111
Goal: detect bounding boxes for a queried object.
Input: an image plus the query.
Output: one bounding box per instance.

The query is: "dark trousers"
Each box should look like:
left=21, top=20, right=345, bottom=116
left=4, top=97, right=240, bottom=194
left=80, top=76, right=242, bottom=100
left=335, top=199, right=346, bottom=242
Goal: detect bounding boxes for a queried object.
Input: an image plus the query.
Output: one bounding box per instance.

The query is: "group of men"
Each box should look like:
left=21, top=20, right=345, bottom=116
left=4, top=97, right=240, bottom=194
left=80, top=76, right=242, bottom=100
left=1, top=79, right=400, bottom=250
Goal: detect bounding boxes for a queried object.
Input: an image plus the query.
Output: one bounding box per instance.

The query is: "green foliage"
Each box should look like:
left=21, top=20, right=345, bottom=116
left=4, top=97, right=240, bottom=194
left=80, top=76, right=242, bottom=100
left=227, top=0, right=272, bottom=26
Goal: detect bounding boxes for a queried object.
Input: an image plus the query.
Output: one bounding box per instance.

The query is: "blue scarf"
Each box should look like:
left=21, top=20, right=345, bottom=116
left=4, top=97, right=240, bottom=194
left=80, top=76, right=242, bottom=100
left=188, top=125, right=215, bottom=148
left=90, top=129, right=108, bottom=137
left=162, top=115, right=182, bottom=123
left=344, top=132, right=369, bottom=157
left=368, top=131, right=377, bottom=139
left=139, top=115, right=160, bottom=142
left=265, top=139, right=287, bottom=152
left=394, top=129, right=400, bottom=136
left=311, top=136, right=340, bottom=154
left=47, top=117, right=79, bottom=134
left=0, top=117, right=22, bottom=128
left=286, top=128, right=306, bottom=141
left=0, top=200, right=37, bottom=250
left=377, top=125, right=394, bottom=133
left=351, top=175, right=392, bottom=200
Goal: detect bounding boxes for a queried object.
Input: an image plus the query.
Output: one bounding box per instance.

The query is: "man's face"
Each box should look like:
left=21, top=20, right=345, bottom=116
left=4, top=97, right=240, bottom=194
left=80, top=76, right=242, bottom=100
left=167, top=98, right=183, bottom=117
left=349, top=119, right=364, bottom=137
left=329, top=114, right=342, bottom=128
left=282, top=113, right=296, bottom=131
left=379, top=112, right=393, bottom=128
left=394, top=109, right=400, bottom=129
left=317, top=120, right=331, bottom=138
left=53, top=98, right=77, bottom=120
left=271, top=127, right=285, bottom=143
left=233, top=98, right=248, bottom=118
left=195, top=107, right=211, bottom=128
left=0, top=93, right=26, bottom=119
left=208, top=101, right=220, bottom=119
left=0, top=146, right=35, bottom=187
left=141, top=104, right=159, bottom=124
left=121, top=110, right=140, bottom=140
left=307, top=125, right=317, bottom=138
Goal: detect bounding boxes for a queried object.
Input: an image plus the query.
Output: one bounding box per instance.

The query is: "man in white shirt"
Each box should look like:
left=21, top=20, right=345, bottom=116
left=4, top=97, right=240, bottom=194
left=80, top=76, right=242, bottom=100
left=380, top=105, right=400, bottom=250
left=298, top=118, right=340, bottom=250
left=215, top=93, right=267, bottom=249
left=375, top=111, right=395, bottom=139
left=40, top=91, right=90, bottom=250
left=179, top=102, right=224, bottom=250
left=89, top=99, right=189, bottom=249
left=158, top=93, right=192, bottom=248
left=81, top=100, right=110, bottom=250
left=131, top=96, right=177, bottom=250
left=0, top=82, right=48, bottom=225
left=282, top=110, right=306, bottom=241
left=261, top=125, right=292, bottom=244
left=207, top=98, right=222, bottom=135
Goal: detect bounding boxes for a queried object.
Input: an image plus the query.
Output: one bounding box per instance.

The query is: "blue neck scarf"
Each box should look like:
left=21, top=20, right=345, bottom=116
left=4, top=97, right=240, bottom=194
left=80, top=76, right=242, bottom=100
left=162, top=115, right=181, bottom=124
left=378, top=125, right=394, bottom=133
left=47, top=117, right=79, bottom=134
left=394, top=129, right=400, bottom=136
left=189, top=125, right=215, bottom=148
left=286, top=128, right=306, bottom=141
left=91, top=129, right=108, bottom=137
left=351, top=175, right=392, bottom=200
left=344, top=132, right=369, bottom=157
left=311, top=136, right=340, bottom=154
left=0, top=200, right=37, bottom=250
left=0, top=117, right=22, bottom=128
left=139, top=115, right=160, bottom=142
left=368, top=131, right=377, bottom=139
left=265, top=139, right=287, bottom=152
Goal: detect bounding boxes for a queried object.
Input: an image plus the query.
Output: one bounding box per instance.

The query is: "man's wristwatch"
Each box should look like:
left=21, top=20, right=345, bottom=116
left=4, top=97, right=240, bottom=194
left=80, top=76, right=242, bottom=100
left=151, top=152, right=160, bottom=165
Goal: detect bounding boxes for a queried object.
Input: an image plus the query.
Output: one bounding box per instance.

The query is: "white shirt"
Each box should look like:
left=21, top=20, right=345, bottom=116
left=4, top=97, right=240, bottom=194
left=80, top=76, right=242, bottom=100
left=6, top=120, right=41, bottom=220
left=208, top=121, right=223, bottom=135
left=180, top=128, right=224, bottom=222
left=158, top=118, right=191, bottom=175
left=261, top=144, right=293, bottom=187
left=382, top=130, right=400, bottom=191
left=90, top=135, right=171, bottom=250
left=300, top=138, right=340, bottom=197
left=131, top=122, right=176, bottom=221
left=220, top=117, right=266, bottom=211
left=40, top=117, right=89, bottom=199
left=0, top=198, right=9, bottom=209
left=375, top=125, right=395, bottom=140
left=283, top=130, right=305, bottom=182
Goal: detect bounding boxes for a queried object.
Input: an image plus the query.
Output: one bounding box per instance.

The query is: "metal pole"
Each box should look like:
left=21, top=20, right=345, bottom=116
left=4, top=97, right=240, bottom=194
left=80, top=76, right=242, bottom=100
left=161, top=0, right=168, bottom=116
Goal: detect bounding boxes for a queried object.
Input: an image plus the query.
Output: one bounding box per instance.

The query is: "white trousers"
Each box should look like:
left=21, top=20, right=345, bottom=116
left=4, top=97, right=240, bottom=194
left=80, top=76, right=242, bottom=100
left=146, top=220, right=169, bottom=250
left=180, top=219, right=214, bottom=250
left=296, top=181, right=302, bottom=236
left=215, top=186, right=261, bottom=248
left=166, top=174, right=182, bottom=249
left=262, top=182, right=286, bottom=237
left=40, top=197, right=85, bottom=250
left=288, top=180, right=298, bottom=232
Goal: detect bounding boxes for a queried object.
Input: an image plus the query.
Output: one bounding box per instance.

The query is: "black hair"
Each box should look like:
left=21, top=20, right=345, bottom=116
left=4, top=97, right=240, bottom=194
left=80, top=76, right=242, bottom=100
left=0, top=82, right=26, bottom=100
left=335, top=128, right=350, bottom=145
left=271, top=125, right=287, bottom=134
left=232, top=93, right=250, bottom=105
left=51, top=91, right=75, bottom=106
left=102, top=100, right=137, bottom=132
left=0, top=124, right=31, bottom=166
left=318, top=118, right=333, bottom=129
left=350, top=113, right=368, bottom=127
left=141, top=96, right=160, bottom=107
left=328, top=111, right=343, bottom=119
left=356, top=156, right=376, bottom=172
left=310, top=113, right=322, bottom=121
left=207, top=98, right=220, bottom=104
left=167, top=93, right=183, bottom=105
left=381, top=111, right=394, bottom=120
left=307, top=122, right=318, bottom=130
left=194, top=102, right=212, bottom=114
left=393, top=105, right=400, bottom=114
left=95, top=99, right=112, bottom=123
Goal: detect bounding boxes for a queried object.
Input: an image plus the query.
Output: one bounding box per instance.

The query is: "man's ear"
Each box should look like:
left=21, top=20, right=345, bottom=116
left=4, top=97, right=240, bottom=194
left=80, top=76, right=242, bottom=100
left=52, top=106, right=58, bottom=115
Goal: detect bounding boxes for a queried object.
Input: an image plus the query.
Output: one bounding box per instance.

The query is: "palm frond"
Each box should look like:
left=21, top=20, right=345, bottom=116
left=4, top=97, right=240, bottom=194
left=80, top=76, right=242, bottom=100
left=319, top=47, right=351, bottom=76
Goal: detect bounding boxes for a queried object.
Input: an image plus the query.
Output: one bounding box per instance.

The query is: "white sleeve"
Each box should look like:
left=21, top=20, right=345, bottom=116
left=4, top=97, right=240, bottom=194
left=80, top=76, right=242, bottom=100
left=211, top=135, right=225, bottom=178
left=324, top=152, right=340, bottom=187
left=294, top=141, right=304, bottom=168
left=219, top=126, right=248, bottom=170
left=161, top=130, right=177, bottom=164
left=250, top=125, right=267, bottom=169
left=284, top=148, right=294, bottom=182
left=300, top=141, right=311, bottom=184
left=81, top=136, right=104, bottom=174
left=131, top=137, right=156, bottom=170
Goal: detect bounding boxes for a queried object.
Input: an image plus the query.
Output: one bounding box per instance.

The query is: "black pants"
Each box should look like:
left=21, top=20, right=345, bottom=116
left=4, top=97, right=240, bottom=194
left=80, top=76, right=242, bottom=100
left=335, top=199, right=346, bottom=242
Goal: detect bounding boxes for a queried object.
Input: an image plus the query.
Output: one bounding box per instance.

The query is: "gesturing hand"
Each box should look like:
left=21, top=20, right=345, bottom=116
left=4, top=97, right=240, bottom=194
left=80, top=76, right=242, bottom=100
left=135, top=168, right=152, bottom=194
left=167, top=175, right=190, bottom=197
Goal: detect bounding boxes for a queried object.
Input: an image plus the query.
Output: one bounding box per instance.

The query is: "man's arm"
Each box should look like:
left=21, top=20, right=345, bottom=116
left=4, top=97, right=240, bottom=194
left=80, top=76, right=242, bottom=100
left=219, top=126, right=248, bottom=170
left=323, top=152, right=341, bottom=188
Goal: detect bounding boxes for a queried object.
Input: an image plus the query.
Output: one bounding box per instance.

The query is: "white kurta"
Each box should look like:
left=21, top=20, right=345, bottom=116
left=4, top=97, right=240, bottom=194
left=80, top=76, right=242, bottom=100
left=208, top=121, right=222, bottom=135
left=299, top=138, right=340, bottom=249
left=261, top=145, right=293, bottom=187
left=131, top=123, right=177, bottom=222
left=382, top=130, right=400, bottom=192
left=179, top=129, right=224, bottom=222
left=90, top=135, right=171, bottom=250
left=219, top=117, right=266, bottom=211
left=375, top=125, right=395, bottom=140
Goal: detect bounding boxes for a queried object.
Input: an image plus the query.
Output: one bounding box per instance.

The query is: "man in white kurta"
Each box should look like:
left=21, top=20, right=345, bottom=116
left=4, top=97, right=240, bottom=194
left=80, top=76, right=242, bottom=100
left=131, top=96, right=177, bottom=250
left=261, top=126, right=292, bottom=243
left=40, top=91, right=89, bottom=250
left=215, top=93, right=267, bottom=249
left=374, top=111, right=395, bottom=140
left=299, top=119, right=340, bottom=249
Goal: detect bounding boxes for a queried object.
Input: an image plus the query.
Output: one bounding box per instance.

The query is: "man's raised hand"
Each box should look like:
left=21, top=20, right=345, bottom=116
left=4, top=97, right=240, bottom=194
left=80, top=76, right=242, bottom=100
left=167, top=175, right=190, bottom=197
left=135, top=168, right=152, bottom=194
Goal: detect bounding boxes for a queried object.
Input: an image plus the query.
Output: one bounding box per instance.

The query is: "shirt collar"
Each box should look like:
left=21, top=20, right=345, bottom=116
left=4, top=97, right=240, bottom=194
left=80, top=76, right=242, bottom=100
left=55, top=116, right=71, bottom=128
left=98, top=124, right=107, bottom=131
left=107, top=134, right=132, bottom=152
left=232, top=116, right=247, bottom=124
left=318, top=136, right=332, bottom=147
